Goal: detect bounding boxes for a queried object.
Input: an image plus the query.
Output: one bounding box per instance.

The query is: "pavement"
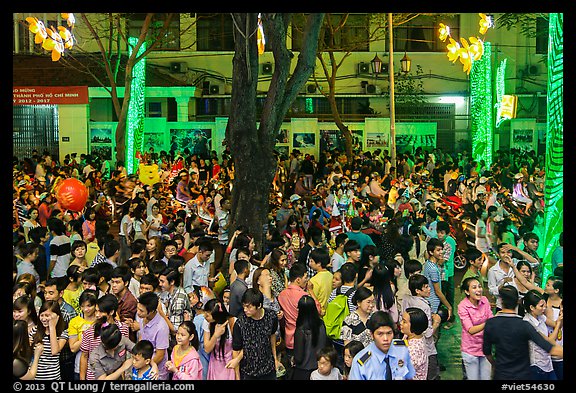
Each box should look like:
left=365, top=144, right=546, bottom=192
left=437, top=266, right=467, bottom=380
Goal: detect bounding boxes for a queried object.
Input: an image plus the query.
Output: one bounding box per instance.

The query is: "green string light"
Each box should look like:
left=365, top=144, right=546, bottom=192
left=541, top=13, right=563, bottom=286
left=305, top=97, right=313, bottom=114
left=126, top=37, right=146, bottom=175
left=470, top=42, right=493, bottom=166
left=495, top=58, right=507, bottom=128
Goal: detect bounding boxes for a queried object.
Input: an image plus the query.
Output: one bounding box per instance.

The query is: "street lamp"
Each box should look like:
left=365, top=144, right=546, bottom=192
left=400, top=51, right=412, bottom=74
left=371, top=54, right=384, bottom=75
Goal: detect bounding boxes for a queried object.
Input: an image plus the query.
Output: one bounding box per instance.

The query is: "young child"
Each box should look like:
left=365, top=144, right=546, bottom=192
left=130, top=340, right=155, bottom=380
left=310, top=346, right=343, bottom=380
left=165, top=321, right=203, bottom=380
left=342, top=340, right=364, bottom=380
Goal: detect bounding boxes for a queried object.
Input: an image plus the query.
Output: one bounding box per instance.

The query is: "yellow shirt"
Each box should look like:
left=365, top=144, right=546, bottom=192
left=85, top=241, right=100, bottom=266
left=68, top=315, right=95, bottom=342
left=310, top=270, right=334, bottom=314
left=63, top=286, right=84, bottom=315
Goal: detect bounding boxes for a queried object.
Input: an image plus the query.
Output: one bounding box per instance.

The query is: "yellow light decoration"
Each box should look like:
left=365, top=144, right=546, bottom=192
left=438, top=14, right=491, bottom=75
left=257, top=13, right=265, bottom=55
left=61, top=13, right=75, bottom=28
left=499, top=94, right=518, bottom=120
left=43, top=26, right=65, bottom=61
left=58, top=26, right=74, bottom=49
left=468, top=36, right=484, bottom=61
left=26, top=17, right=48, bottom=44
left=478, top=13, right=492, bottom=35
left=438, top=23, right=450, bottom=42
left=446, top=37, right=460, bottom=63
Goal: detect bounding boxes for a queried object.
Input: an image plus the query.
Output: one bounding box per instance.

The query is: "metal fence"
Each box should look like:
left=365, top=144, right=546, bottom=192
left=13, top=105, right=60, bottom=160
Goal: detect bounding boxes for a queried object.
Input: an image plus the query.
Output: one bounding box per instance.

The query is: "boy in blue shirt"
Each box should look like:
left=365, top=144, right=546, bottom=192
left=131, top=340, right=155, bottom=380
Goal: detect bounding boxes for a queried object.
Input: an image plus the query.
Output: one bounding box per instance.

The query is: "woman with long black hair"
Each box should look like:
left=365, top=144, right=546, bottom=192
left=291, top=295, right=328, bottom=380
left=202, top=298, right=237, bottom=380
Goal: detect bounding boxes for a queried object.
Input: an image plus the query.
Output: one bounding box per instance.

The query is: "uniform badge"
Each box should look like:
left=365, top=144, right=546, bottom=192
left=398, top=360, right=404, bottom=368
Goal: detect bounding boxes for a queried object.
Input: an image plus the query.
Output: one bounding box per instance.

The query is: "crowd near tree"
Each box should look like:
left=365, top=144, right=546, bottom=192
left=12, top=142, right=563, bottom=381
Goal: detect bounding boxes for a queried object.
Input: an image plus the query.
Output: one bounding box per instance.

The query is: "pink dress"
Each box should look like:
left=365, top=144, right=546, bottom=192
left=170, top=347, right=203, bottom=380
left=204, top=322, right=236, bottom=380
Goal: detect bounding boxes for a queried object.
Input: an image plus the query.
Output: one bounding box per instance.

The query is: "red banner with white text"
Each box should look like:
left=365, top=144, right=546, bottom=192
left=13, top=86, right=89, bottom=105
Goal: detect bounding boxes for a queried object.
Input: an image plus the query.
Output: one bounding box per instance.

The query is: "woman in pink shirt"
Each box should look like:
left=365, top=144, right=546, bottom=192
left=458, top=276, right=493, bottom=380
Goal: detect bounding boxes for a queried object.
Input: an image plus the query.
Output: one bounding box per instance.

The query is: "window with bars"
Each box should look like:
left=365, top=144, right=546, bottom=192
left=390, top=14, right=460, bottom=52
left=196, top=13, right=234, bottom=51
left=127, top=13, right=181, bottom=51
left=292, top=14, right=370, bottom=52
left=13, top=105, right=60, bottom=160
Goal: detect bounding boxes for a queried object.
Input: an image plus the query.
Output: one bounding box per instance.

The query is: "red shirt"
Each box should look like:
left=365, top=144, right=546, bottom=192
left=278, top=284, right=322, bottom=350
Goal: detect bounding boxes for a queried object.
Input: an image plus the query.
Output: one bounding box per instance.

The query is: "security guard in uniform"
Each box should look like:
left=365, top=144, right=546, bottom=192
left=349, top=311, right=415, bottom=380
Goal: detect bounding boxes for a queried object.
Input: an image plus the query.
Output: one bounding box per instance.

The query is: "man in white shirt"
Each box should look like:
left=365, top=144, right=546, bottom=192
left=487, top=243, right=517, bottom=312
left=183, top=240, right=215, bottom=295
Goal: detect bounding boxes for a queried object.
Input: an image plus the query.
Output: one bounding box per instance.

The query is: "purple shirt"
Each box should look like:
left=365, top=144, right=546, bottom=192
left=139, top=311, right=170, bottom=380
left=458, top=296, right=493, bottom=357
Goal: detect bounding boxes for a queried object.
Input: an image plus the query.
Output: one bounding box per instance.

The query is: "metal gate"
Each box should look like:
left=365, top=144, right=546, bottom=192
left=13, top=105, right=60, bottom=160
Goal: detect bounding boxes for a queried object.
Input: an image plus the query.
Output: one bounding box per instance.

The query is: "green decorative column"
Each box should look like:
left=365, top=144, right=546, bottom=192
left=541, top=13, right=563, bottom=286
left=470, top=42, right=493, bottom=166
left=126, top=37, right=147, bottom=175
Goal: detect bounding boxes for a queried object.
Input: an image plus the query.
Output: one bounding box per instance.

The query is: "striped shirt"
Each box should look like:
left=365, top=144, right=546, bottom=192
left=35, top=330, right=69, bottom=380
left=80, top=321, right=129, bottom=380
left=49, top=234, right=71, bottom=278
left=423, top=260, right=441, bottom=313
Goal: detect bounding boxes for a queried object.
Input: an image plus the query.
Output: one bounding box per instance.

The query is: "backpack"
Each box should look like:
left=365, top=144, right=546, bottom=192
left=323, top=286, right=355, bottom=340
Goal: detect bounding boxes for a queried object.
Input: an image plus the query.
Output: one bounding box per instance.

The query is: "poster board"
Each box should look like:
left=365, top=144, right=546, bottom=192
left=89, top=123, right=116, bottom=165
left=395, top=123, right=437, bottom=154
left=510, top=118, right=537, bottom=153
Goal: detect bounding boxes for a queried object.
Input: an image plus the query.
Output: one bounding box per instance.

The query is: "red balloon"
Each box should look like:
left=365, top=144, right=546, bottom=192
left=55, top=178, right=89, bottom=212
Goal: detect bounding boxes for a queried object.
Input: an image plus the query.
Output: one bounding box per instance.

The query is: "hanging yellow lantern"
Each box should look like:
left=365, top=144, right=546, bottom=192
left=257, top=13, right=265, bottom=55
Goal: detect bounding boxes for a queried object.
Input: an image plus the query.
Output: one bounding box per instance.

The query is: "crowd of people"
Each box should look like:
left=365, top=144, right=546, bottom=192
left=12, top=142, right=563, bottom=381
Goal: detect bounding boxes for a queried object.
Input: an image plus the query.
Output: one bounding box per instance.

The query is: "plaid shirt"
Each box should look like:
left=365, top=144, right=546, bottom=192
left=165, top=286, right=191, bottom=332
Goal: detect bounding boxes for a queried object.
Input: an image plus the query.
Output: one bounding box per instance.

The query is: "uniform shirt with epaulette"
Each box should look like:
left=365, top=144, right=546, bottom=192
left=349, top=339, right=416, bottom=380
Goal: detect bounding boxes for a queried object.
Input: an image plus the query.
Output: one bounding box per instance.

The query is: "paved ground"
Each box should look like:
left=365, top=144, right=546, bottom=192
left=438, top=267, right=467, bottom=380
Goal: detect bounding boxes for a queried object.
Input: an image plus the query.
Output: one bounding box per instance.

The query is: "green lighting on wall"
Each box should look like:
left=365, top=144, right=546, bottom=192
left=305, top=97, right=313, bottom=114
left=541, top=13, right=563, bottom=286
left=126, top=37, right=146, bottom=175
left=495, top=59, right=507, bottom=128
left=469, top=42, right=493, bottom=166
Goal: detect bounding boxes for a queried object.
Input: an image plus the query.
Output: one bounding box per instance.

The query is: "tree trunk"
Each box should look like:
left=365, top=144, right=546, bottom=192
left=227, top=13, right=324, bottom=251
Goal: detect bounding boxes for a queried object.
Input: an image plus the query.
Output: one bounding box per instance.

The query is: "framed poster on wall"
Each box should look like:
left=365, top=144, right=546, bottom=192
left=510, top=118, right=537, bottom=153
left=169, top=128, right=212, bottom=159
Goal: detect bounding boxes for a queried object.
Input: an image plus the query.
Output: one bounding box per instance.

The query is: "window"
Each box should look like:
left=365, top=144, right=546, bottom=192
left=196, top=13, right=234, bottom=51
left=292, top=14, right=370, bottom=52
left=390, top=14, right=460, bottom=52
left=535, top=16, right=548, bottom=55
left=127, top=13, right=180, bottom=50
left=147, top=102, right=162, bottom=117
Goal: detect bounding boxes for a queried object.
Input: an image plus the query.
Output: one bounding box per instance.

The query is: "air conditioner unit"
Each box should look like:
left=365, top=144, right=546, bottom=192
left=366, top=84, right=377, bottom=94
left=262, top=62, right=273, bottom=75
left=209, top=84, right=221, bottom=95
left=527, top=64, right=539, bottom=76
left=358, top=62, right=370, bottom=74
left=170, top=62, right=188, bottom=73
left=306, top=84, right=317, bottom=94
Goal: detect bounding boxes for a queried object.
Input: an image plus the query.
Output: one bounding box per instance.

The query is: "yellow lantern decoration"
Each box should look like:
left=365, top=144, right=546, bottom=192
left=438, top=13, right=491, bottom=75
left=26, top=14, right=76, bottom=62
left=478, top=13, right=492, bottom=35
left=257, top=13, right=265, bottom=55
left=61, top=13, right=75, bottom=28
left=438, top=23, right=450, bottom=42
left=468, top=36, right=484, bottom=61
left=446, top=37, right=460, bottom=63
left=26, top=17, right=48, bottom=44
